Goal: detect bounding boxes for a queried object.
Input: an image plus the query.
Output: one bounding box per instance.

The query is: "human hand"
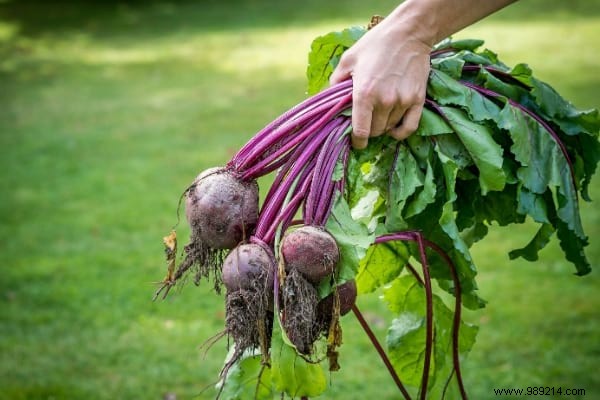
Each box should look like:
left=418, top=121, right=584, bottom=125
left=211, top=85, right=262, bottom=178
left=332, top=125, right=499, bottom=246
left=329, top=17, right=432, bottom=149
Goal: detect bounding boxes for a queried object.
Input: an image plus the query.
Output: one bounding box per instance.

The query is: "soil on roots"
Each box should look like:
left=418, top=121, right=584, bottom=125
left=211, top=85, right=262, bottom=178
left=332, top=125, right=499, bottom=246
left=223, top=268, right=273, bottom=369
left=281, top=268, right=321, bottom=355
left=176, top=231, right=227, bottom=293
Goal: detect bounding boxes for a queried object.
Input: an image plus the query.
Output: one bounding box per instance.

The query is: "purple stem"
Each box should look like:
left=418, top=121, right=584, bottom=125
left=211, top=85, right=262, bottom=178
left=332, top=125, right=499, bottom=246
left=415, top=233, right=434, bottom=400
left=304, top=120, right=342, bottom=225
left=233, top=85, right=352, bottom=173
left=375, top=232, right=433, bottom=400
left=352, top=305, right=412, bottom=400
left=315, top=125, right=352, bottom=224
left=254, top=119, right=335, bottom=238
left=305, top=118, right=350, bottom=225
left=421, top=239, right=467, bottom=400
left=375, top=232, right=468, bottom=400
left=239, top=93, right=352, bottom=180
left=231, top=80, right=352, bottom=165
left=424, top=98, right=447, bottom=119
left=429, top=47, right=457, bottom=58
left=257, top=114, right=338, bottom=211
left=259, top=124, right=319, bottom=210
left=254, top=154, right=316, bottom=240
left=332, top=136, right=351, bottom=201
left=262, top=171, right=313, bottom=244
left=237, top=106, right=329, bottom=178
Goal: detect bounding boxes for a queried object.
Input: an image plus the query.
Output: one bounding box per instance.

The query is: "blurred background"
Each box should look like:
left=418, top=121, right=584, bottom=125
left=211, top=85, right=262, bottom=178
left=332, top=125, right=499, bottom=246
left=0, top=0, right=598, bottom=399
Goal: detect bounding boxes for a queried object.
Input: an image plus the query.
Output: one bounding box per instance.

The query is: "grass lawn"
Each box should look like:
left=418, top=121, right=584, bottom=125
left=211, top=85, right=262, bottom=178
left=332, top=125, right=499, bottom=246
left=0, top=1, right=598, bottom=399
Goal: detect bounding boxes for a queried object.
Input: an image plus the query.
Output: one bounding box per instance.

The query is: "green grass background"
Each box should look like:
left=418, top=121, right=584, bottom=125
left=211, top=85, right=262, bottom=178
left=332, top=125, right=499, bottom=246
left=0, top=1, right=598, bottom=399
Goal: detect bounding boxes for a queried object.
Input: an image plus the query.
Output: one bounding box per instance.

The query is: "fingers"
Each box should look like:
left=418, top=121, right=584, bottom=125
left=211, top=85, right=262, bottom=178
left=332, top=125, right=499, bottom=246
left=391, top=103, right=424, bottom=140
left=350, top=94, right=373, bottom=149
left=352, top=89, right=422, bottom=149
left=329, top=53, right=353, bottom=85
left=385, top=104, right=408, bottom=132
left=370, top=92, right=401, bottom=138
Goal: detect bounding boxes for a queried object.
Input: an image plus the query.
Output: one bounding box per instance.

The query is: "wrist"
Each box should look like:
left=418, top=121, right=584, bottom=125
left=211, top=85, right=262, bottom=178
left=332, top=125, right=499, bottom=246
left=385, top=0, right=440, bottom=48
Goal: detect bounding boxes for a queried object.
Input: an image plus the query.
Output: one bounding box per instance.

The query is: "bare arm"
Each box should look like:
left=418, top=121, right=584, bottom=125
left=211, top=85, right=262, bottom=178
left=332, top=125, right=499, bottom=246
left=330, top=0, right=518, bottom=149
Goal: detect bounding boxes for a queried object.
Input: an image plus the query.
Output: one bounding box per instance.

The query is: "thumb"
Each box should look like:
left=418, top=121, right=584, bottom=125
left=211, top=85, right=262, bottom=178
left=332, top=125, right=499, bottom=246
left=329, top=57, right=352, bottom=85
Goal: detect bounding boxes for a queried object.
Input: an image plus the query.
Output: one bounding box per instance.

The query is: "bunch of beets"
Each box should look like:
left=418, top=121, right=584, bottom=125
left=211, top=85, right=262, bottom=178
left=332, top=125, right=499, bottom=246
left=156, top=78, right=358, bottom=379
left=154, top=27, right=599, bottom=399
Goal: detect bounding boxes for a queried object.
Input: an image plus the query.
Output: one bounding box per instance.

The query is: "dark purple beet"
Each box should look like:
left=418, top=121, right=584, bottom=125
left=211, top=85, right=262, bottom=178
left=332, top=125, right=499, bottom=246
left=280, top=225, right=339, bottom=284
left=222, top=243, right=274, bottom=293
left=317, top=279, right=357, bottom=317
left=185, top=168, right=259, bottom=249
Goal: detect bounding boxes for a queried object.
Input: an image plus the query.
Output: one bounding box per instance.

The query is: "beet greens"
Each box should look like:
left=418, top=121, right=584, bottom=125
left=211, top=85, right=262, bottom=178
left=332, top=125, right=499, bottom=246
left=156, top=23, right=599, bottom=400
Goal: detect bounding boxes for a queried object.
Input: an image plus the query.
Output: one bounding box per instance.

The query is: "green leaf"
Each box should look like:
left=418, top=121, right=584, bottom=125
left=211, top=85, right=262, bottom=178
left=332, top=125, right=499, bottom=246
left=386, top=144, right=425, bottom=230
left=433, top=38, right=484, bottom=52
left=499, top=101, right=568, bottom=193
left=433, top=133, right=473, bottom=170
left=509, top=224, right=555, bottom=262
left=575, top=133, right=600, bottom=201
left=436, top=152, right=474, bottom=271
left=383, top=274, right=478, bottom=391
left=387, top=313, right=428, bottom=387
left=359, top=137, right=398, bottom=190
left=459, top=50, right=497, bottom=66
left=440, top=106, right=506, bottom=194
left=427, top=289, right=478, bottom=398
left=431, top=54, right=465, bottom=79
left=461, top=222, right=489, bottom=247
left=306, top=26, right=366, bottom=95
left=450, top=38, right=485, bottom=51
left=432, top=150, right=482, bottom=309
left=326, top=192, right=375, bottom=283
left=428, top=69, right=502, bottom=123
left=217, top=352, right=274, bottom=400
left=508, top=64, right=600, bottom=136
left=476, top=67, right=530, bottom=103
left=517, top=186, right=553, bottom=224
left=498, top=101, right=586, bottom=236
left=346, top=136, right=396, bottom=217
left=332, top=157, right=345, bottom=182
left=350, top=188, right=384, bottom=229
left=384, top=276, right=429, bottom=387
left=497, top=100, right=593, bottom=274
left=531, top=78, right=600, bottom=136
left=454, top=179, right=524, bottom=231
left=556, top=218, right=591, bottom=276
left=416, top=107, right=454, bottom=136
left=508, top=63, right=534, bottom=83
left=476, top=185, right=525, bottom=227
left=405, top=157, right=437, bottom=219
left=356, top=241, right=410, bottom=294
left=270, top=324, right=327, bottom=397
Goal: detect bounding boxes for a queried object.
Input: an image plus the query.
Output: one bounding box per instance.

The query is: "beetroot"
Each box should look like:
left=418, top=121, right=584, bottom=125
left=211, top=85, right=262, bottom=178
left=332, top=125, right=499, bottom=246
left=280, top=225, right=340, bottom=284
left=221, top=242, right=275, bottom=381
left=317, top=279, right=357, bottom=318
left=186, top=168, right=259, bottom=250
left=279, top=225, right=341, bottom=353
left=222, top=243, right=274, bottom=293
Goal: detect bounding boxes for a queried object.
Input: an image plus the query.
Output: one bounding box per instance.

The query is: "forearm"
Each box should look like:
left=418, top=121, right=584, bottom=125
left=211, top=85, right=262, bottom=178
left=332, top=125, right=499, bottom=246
left=386, top=0, right=518, bottom=47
